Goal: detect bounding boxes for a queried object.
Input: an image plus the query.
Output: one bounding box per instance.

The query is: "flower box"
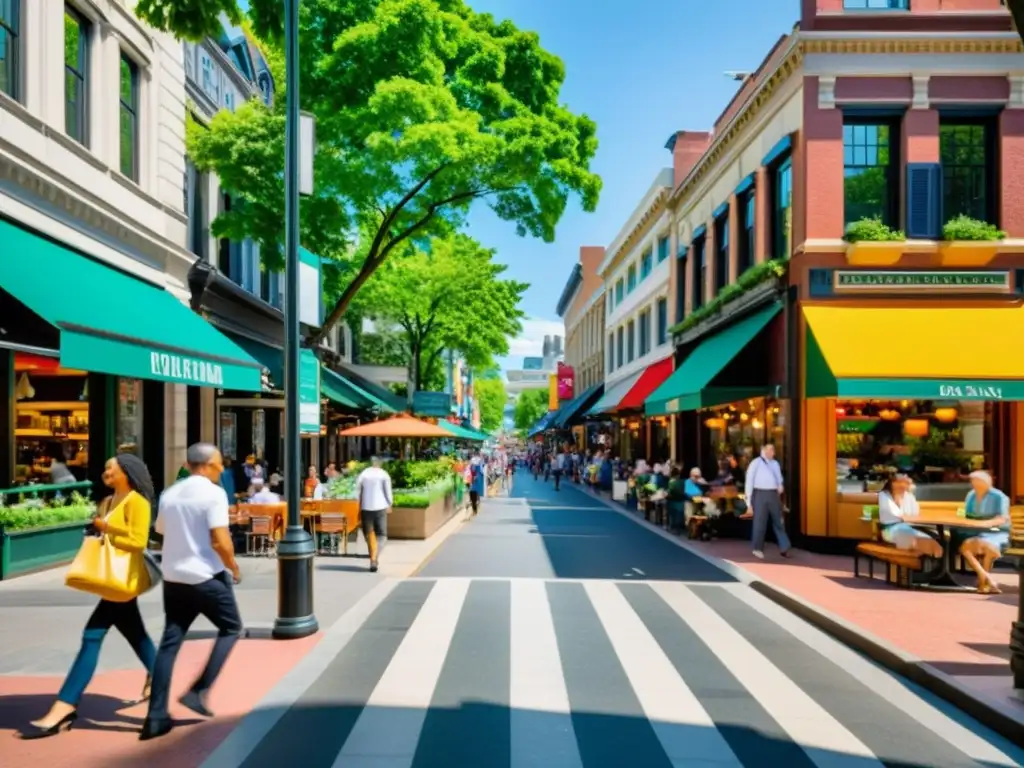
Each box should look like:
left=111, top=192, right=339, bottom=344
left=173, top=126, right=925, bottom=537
left=0, top=520, right=87, bottom=580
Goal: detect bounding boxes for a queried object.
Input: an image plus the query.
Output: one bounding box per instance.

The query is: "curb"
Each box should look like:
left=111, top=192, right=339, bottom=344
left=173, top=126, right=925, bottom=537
left=564, top=482, right=1024, bottom=748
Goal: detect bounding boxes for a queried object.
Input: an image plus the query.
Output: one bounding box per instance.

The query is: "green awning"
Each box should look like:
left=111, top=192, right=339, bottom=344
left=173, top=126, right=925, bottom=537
left=0, top=221, right=262, bottom=391
left=321, top=367, right=370, bottom=410
left=226, top=334, right=283, bottom=385
left=645, top=302, right=781, bottom=415
left=334, top=365, right=404, bottom=413
left=440, top=421, right=485, bottom=441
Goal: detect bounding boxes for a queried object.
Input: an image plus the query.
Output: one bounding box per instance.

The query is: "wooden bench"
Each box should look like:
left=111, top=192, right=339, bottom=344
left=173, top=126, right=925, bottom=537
left=854, top=542, right=923, bottom=588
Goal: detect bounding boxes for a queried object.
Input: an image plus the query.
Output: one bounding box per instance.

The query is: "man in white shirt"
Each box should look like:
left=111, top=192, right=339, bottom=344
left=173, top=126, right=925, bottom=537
left=140, top=443, right=242, bottom=741
left=744, top=443, right=791, bottom=559
left=248, top=478, right=280, bottom=503
left=356, top=457, right=392, bottom=573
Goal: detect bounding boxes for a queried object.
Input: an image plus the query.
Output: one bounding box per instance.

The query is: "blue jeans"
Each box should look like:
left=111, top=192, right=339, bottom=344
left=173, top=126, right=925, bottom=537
left=58, top=598, right=155, bottom=706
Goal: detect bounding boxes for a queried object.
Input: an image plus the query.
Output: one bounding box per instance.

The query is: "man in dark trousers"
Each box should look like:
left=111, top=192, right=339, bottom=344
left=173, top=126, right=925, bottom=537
left=744, top=443, right=791, bottom=560
left=140, top=443, right=242, bottom=741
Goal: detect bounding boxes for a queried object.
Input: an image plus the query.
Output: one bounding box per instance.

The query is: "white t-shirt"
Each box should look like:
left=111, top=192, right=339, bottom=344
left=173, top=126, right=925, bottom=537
left=878, top=490, right=919, bottom=525
left=156, top=474, right=230, bottom=585
left=356, top=466, right=393, bottom=511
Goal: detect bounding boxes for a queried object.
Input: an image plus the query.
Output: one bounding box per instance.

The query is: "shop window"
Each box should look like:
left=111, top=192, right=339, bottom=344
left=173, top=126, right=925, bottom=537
left=657, top=235, right=669, bottom=263
left=701, top=398, right=788, bottom=481
left=692, top=235, right=706, bottom=311
left=119, top=53, right=140, bottom=181
left=116, top=379, right=143, bottom=454
left=834, top=399, right=993, bottom=501
left=64, top=7, right=89, bottom=146
left=739, top=188, right=755, bottom=275
left=656, top=297, right=668, bottom=346
left=940, top=120, right=995, bottom=225
left=0, top=0, right=18, bottom=101
left=615, top=278, right=624, bottom=305
left=627, top=264, right=637, bottom=293
left=640, top=250, right=653, bottom=281
left=626, top=319, right=635, bottom=362
left=616, top=327, right=623, bottom=368
left=772, top=157, right=792, bottom=260
left=843, top=119, right=898, bottom=228
left=714, top=213, right=729, bottom=294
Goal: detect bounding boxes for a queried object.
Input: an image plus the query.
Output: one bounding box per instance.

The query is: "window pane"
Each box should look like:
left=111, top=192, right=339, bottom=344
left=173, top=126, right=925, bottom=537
left=940, top=122, right=990, bottom=222
left=843, top=121, right=891, bottom=227
left=120, top=57, right=135, bottom=105
left=64, top=10, right=86, bottom=144
left=119, top=107, right=135, bottom=178
left=65, top=71, right=81, bottom=138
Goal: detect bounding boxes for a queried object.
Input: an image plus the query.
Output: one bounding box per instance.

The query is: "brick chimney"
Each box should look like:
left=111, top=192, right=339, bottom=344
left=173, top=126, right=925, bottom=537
left=665, top=130, right=712, bottom=188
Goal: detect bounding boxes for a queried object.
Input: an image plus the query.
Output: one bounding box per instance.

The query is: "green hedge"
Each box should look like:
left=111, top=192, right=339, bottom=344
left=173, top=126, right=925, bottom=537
left=0, top=494, right=96, bottom=532
left=668, top=258, right=788, bottom=336
left=394, top=477, right=455, bottom=509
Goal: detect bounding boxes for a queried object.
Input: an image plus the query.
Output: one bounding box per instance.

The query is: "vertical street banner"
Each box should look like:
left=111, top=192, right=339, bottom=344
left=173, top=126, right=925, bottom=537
left=557, top=362, right=575, bottom=400
left=548, top=373, right=559, bottom=411
left=299, top=349, right=321, bottom=434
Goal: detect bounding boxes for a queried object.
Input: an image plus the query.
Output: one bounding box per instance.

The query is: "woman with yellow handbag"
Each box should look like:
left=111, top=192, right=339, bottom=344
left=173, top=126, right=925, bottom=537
left=19, top=453, right=157, bottom=740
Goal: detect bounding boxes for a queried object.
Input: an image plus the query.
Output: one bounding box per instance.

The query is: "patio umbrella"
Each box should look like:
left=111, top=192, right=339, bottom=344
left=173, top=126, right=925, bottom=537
left=337, top=414, right=454, bottom=439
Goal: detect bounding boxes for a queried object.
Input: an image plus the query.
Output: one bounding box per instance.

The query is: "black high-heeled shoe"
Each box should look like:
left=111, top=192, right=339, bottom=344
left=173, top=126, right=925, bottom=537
left=121, top=674, right=152, bottom=707
left=18, top=711, right=77, bottom=740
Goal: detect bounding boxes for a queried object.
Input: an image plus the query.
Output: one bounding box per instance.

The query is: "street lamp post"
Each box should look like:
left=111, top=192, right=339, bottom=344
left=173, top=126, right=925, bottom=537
left=274, top=0, right=319, bottom=640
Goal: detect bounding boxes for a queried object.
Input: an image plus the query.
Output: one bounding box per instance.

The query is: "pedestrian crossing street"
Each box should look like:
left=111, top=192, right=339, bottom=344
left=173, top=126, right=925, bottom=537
left=209, top=577, right=1022, bottom=768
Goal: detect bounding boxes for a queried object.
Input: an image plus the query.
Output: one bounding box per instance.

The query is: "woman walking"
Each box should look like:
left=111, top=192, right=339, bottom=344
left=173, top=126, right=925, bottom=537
left=19, top=453, right=157, bottom=739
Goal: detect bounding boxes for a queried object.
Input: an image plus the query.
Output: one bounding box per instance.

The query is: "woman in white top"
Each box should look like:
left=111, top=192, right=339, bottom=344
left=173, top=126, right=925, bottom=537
left=877, top=474, right=942, bottom=558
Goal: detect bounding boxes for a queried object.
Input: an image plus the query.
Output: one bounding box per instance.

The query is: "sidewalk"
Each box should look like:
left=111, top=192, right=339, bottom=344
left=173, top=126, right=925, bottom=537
left=0, top=505, right=469, bottom=767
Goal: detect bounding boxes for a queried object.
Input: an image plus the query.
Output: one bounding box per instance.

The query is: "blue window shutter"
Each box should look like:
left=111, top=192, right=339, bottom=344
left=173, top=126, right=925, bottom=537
left=905, top=162, right=942, bottom=239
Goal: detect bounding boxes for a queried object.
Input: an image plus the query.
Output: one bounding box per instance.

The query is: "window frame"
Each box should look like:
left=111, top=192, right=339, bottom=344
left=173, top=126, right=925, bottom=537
left=691, top=235, right=706, bottom=311
left=657, top=235, right=670, bottom=263
left=842, top=0, right=909, bottom=8
left=939, top=117, right=997, bottom=226
left=616, top=327, right=624, bottom=368
left=739, top=187, right=755, bottom=275
left=770, top=155, right=793, bottom=261
left=64, top=5, right=89, bottom=147
left=714, top=213, right=729, bottom=294
left=0, top=0, right=20, bottom=102
left=656, top=297, right=668, bottom=346
left=608, top=333, right=614, bottom=373
left=638, top=309, right=649, bottom=356
left=118, top=52, right=140, bottom=181
left=615, top=278, right=624, bottom=304
left=640, top=249, right=653, bottom=281
left=842, top=116, right=900, bottom=230
left=626, top=319, right=635, bottom=362
left=627, top=263, right=637, bottom=293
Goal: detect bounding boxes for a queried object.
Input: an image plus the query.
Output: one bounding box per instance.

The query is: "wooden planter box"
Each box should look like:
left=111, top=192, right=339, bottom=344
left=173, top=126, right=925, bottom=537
left=388, top=492, right=457, bottom=540
left=0, top=521, right=86, bottom=580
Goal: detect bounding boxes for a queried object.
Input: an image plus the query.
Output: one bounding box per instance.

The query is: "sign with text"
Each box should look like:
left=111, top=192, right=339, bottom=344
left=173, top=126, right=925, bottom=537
left=834, top=270, right=1009, bottom=293
left=557, top=362, right=575, bottom=400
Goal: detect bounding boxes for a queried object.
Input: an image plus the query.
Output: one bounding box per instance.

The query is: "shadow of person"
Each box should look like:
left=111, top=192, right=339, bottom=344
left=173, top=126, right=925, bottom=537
left=0, top=693, right=203, bottom=737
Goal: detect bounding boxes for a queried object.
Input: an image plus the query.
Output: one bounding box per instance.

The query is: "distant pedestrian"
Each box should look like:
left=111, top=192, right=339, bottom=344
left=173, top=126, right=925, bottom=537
left=469, top=455, right=486, bottom=515
left=140, top=443, right=242, bottom=742
left=745, top=443, right=791, bottom=559
left=553, top=447, right=566, bottom=491
left=19, top=453, right=157, bottom=740
left=356, top=457, right=393, bottom=572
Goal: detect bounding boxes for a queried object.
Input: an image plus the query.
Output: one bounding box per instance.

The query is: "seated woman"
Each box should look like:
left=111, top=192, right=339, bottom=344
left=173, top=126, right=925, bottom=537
left=684, top=467, right=718, bottom=519
left=954, top=470, right=1010, bottom=594
left=877, top=474, right=942, bottom=558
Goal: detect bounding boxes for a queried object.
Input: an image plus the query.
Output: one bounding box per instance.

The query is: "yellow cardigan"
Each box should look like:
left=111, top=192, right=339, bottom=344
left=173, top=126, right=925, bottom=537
left=103, top=491, right=152, bottom=553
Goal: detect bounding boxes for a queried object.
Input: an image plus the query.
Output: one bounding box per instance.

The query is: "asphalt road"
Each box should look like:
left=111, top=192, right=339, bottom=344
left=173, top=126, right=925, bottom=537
left=222, top=475, right=1024, bottom=768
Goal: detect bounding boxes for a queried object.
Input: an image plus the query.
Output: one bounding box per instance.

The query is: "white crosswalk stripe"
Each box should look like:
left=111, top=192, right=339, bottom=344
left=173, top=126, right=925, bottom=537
left=222, top=578, right=1024, bottom=768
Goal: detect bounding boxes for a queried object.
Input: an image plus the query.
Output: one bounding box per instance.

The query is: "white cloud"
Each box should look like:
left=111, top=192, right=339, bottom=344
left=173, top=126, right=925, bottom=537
left=506, top=316, right=565, bottom=359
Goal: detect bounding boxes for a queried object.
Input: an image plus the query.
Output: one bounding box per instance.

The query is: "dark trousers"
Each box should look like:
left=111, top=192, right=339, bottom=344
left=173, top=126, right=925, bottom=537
left=469, top=490, right=480, bottom=513
left=59, top=598, right=155, bottom=706
left=553, top=469, right=562, bottom=490
left=146, top=571, right=242, bottom=722
left=751, top=489, right=791, bottom=552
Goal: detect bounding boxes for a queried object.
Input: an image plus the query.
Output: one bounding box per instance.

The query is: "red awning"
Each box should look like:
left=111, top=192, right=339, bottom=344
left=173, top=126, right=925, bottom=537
left=614, top=356, right=674, bottom=412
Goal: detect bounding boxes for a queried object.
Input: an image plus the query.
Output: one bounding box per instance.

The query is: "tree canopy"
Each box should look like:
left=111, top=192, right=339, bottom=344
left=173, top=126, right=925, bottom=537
left=164, top=0, right=600, bottom=347
left=349, top=234, right=526, bottom=391
left=474, top=376, right=507, bottom=433
left=513, top=387, right=549, bottom=430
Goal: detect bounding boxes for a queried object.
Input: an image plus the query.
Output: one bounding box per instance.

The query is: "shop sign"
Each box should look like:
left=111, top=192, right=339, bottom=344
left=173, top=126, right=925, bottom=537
left=150, top=352, right=224, bottom=386
left=938, top=383, right=1004, bottom=400
left=834, top=271, right=1009, bottom=292
left=299, top=349, right=321, bottom=434
left=557, top=362, right=575, bottom=400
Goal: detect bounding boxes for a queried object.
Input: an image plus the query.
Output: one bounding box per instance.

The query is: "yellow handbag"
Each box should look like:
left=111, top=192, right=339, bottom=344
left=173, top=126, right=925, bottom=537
left=65, top=534, right=150, bottom=603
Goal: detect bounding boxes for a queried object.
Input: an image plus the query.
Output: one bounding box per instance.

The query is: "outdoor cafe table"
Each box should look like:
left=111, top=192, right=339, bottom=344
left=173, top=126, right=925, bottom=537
left=905, top=511, right=1008, bottom=589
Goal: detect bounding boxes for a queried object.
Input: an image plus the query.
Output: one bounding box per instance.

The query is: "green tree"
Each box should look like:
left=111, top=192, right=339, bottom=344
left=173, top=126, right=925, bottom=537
left=514, top=388, right=549, bottom=430
left=474, top=376, right=507, bottom=433
left=151, top=0, right=600, bottom=347
left=351, top=235, right=527, bottom=391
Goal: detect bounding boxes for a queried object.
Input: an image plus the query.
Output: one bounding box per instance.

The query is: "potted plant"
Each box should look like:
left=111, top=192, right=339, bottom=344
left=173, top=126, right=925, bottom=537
left=0, top=492, right=96, bottom=580
left=938, top=215, right=1007, bottom=265
left=843, top=217, right=906, bottom=265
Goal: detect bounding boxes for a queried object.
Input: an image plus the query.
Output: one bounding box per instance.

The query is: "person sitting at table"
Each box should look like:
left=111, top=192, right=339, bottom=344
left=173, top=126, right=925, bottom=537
left=684, top=467, right=718, bottom=519
left=954, top=470, right=1010, bottom=594
left=877, top=474, right=942, bottom=558
left=303, top=466, right=321, bottom=498
left=248, top=478, right=280, bottom=504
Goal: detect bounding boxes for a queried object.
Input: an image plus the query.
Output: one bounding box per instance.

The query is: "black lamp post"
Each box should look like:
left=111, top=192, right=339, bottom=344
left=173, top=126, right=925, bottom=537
left=273, top=0, right=319, bottom=640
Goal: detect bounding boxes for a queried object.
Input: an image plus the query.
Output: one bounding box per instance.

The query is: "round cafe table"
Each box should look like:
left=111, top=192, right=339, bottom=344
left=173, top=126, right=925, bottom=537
left=905, top=511, right=1007, bottom=589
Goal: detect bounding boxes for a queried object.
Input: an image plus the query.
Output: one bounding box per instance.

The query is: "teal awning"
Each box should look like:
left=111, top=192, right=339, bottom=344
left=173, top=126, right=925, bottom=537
left=553, top=383, right=604, bottom=428
left=440, top=421, right=485, bottom=442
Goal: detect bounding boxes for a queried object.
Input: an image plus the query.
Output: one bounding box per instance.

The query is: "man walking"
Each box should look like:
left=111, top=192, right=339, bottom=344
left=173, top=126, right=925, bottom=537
left=553, top=446, right=566, bottom=491
left=356, top=457, right=392, bottom=572
left=745, top=443, right=791, bottom=560
left=140, top=443, right=242, bottom=741
left=468, top=455, right=485, bottom=516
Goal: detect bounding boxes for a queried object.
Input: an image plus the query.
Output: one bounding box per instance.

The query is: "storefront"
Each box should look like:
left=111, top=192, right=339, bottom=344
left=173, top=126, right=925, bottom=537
left=549, top=383, right=604, bottom=450
left=0, top=218, right=264, bottom=492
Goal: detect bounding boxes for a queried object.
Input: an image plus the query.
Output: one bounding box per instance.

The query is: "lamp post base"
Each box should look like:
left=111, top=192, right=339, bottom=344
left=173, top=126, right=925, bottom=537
left=273, top=526, right=319, bottom=639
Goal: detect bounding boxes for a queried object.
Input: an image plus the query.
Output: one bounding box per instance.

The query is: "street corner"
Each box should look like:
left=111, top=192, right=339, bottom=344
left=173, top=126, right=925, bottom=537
left=0, top=632, right=322, bottom=768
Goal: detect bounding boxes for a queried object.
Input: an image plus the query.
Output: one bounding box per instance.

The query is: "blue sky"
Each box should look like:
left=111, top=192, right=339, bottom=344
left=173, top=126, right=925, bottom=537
left=461, top=0, right=800, bottom=368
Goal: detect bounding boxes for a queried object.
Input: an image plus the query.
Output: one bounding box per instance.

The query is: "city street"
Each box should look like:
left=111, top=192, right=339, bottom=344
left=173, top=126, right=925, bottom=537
left=165, top=477, right=1024, bottom=768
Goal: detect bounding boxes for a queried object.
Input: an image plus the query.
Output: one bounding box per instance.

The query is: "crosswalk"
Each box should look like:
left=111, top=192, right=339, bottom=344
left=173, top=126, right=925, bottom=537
left=206, top=577, right=1022, bottom=768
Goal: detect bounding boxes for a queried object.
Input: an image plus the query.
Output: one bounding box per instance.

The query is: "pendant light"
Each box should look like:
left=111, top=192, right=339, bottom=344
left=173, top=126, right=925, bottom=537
left=14, top=372, right=34, bottom=401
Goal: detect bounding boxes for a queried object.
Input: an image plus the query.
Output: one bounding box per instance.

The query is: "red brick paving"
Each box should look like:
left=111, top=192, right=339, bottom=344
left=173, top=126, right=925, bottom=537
left=0, top=633, right=321, bottom=768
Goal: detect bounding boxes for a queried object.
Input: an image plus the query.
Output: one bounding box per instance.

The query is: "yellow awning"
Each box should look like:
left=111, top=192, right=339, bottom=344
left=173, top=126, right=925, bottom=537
left=804, top=304, right=1024, bottom=400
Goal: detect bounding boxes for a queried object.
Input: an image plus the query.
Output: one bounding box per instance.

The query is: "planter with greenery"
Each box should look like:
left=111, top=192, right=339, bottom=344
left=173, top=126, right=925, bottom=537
left=0, top=493, right=95, bottom=580
left=668, top=258, right=788, bottom=338
left=938, top=215, right=1008, bottom=264
left=843, top=217, right=907, bottom=265
left=942, top=215, right=1006, bottom=242
left=389, top=476, right=458, bottom=540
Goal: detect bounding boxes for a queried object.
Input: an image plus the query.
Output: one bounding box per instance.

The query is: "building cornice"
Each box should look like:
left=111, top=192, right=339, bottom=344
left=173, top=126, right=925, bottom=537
left=556, top=263, right=583, bottom=318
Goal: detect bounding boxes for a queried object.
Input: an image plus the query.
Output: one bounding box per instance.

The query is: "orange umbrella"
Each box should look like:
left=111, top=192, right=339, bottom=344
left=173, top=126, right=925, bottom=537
left=337, top=414, right=453, bottom=439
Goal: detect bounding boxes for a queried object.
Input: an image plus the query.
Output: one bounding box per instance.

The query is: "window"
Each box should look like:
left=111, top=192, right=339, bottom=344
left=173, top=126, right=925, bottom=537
left=64, top=7, right=88, bottom=146
left=676, top=242, right=687, bottom=325
left=772, top=157, right=792, bottom=260
left=640, top=250, right=653, bottom=280
left=627, top=319, right=635, bottom=362
left=627, top=264, right=637, bottom=293
left=843, top=120, right=898, bottom=228
left=940, top=120, right=994, bottom=224
left=657, top=236, right=669, bottom=263
left=638, top=309, right=650, bottom=357
left=843, top=0, right=908, bottom=7
left=186, top=159, right=207, bottom=258
left=692, top=235, right=706, bottom=311
left=0, top=0, right=19, bottom=100
left=739, top=189, right=755, bottom=275
left=714, top=214, right=729, bottom=294
left=119, top=54, right=139, bottom=181
left=616, top=327, right=624, bottom=368
left=608, top=334, right=614, bottom=373
left=615, top=279, right=624, bottom=304
left=656, top=297, right=668, bottom=346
